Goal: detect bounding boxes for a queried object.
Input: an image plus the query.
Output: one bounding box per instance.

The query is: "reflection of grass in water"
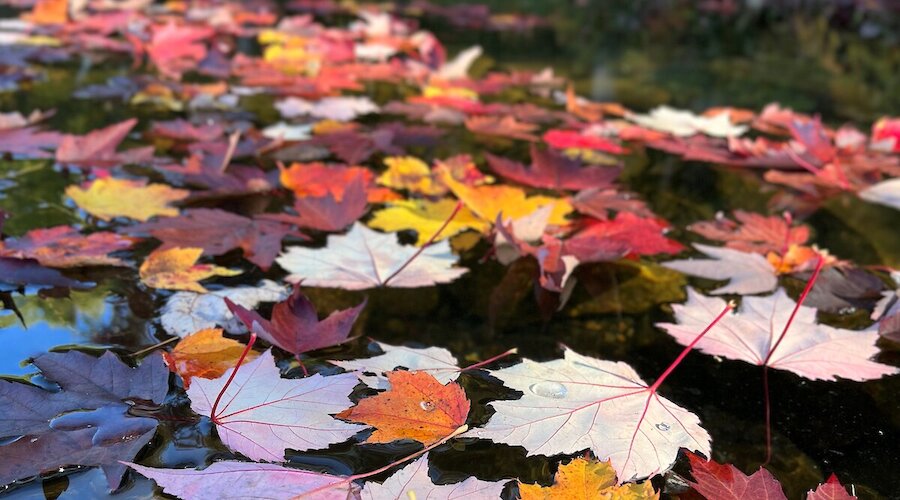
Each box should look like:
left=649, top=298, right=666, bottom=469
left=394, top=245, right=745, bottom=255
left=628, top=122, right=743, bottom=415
left=0, top=160, right=81, bottom=236
left=0, top=284, right=111, bottom=330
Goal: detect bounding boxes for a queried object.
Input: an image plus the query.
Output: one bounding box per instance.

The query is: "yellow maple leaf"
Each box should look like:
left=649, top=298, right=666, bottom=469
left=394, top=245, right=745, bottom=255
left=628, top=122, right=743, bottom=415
left=519, top=458, right=658, bottom=500
left=440, top=170, right=572, bottom=224
left=376, top=156, right=446, bottom=196
left=66, top=178, right=189, bottom=222
left=368, top=199, right=488, bottom=246
left=139, top=247, right=241, bottom=293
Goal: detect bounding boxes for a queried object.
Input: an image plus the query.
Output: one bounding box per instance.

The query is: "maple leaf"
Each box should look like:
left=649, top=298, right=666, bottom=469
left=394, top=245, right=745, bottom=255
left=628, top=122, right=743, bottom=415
left=859, top=178, right=900, bottom=211
left=467, top=347, right=711, bottom=481
left=569, top=213, right=684, bottom=257
left=66, top=177, right=189, bottom=222
left=376, top=156, right=446, bottom=196
left=187, top=349, right=364, bottom=461
left=0, top=126, right=61, bottom=157
left=656, top=288, right=899, bottom=381
left=687, top=211, right=809, bottom=254
left=542, top=129, right=628, bottom=154
left=360, top=454, right=507, bottom=500
left=662, top=244, right=778, bottom=295
left=627, top=106, right=748, bottom=137
left=275, top=96, right=379, bottom=121
left=56, top=119, right=154, bottom=168
left=139, top=247, right=242, bottom=293
left=332, top=341, right=461, bottom=390
left=572, top=188, right=655, bottom=221
left=0, top=256, right=93, bottom=292
left=147, top=22, right=214, bottom=80
left=368, top=198, right=489, bottom=246
left=149, top=119, right=224, bottom=142
left=163, top=328, right=260, bottom=388
left=807, top=474, right=857, bottom=500
left=0, top=351, right=167, bottom=488
left=125, top=208, right=294, bottom=270
left=518, top=457, right=657, bottom=499
left=686, top=452, right=787, bottom=500
left=465, top=115, right=540, bottom=142
left=338, top=370, right=470, bottom=445
left=160, top=280, right=289, bottom=338
left=485, top=146, right=621, bottom=191
left=439, top=170, right=572, bottom=226
left=279, top=162, right=374, bottom=201
left=262, top=174, right=368, bottom=233
left=276, top=223, right=468, bottom=290
left=0, top=226, right=137, bottom=268
left=225, top=284, right=366, bottom=356
left=126, top=461, right=358, bottom=500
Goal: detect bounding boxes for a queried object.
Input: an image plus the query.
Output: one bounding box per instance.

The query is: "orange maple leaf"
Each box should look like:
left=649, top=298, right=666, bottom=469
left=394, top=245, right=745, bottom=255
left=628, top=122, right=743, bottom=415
left=337, top=370, right=469, bottom=445
left=163, top=328, right=259, bottom=388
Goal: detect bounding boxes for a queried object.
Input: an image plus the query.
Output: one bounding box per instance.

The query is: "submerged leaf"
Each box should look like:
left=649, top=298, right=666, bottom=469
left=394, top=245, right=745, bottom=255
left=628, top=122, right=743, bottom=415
left=662, top=244, right=778, bottom=295
left=332, top=341, right=461, bottom=390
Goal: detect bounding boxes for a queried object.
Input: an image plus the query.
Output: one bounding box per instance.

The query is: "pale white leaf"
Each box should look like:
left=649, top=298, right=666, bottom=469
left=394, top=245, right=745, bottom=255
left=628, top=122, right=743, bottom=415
left=187, top=350, right=365, bottom=462
left=662, top=244, right=778, bottom=295
left=859, top=178, right=900, bottom=211
left=656, top=288, right=899, bottom=381
left=161, top=280, right=289, bottom=338
left=331, top=341, right=460, bottom=390
left=276, top=222, right=468, bottom=290
left=466, top=348, right=710, bottom=482
left=627, top=106, right=747, bottom=137
left=437, top=45, right=483, bottom=80
left=360, top=455, right=506, bottom=500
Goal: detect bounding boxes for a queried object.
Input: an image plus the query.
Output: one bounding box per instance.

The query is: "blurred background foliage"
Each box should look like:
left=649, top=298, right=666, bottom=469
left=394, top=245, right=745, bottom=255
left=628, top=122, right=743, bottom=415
left=420, top=0, right=900, bottom=124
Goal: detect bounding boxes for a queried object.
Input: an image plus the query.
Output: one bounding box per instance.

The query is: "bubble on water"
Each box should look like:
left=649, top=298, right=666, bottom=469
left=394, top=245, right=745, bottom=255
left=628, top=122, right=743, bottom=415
left=419, top=401, right=436, bottom=412
left=656, top=422, right=670, bottom=431
left=528, top=381, right=568, bottom=399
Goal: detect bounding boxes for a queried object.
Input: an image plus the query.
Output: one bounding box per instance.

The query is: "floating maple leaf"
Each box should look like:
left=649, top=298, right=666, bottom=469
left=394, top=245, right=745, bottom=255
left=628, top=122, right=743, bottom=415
left=656, top=287, right=898, bottom=381
left=66, top=177, right=189, bottom=222
left=56, top=119, right=154, bottom=168
left=687, top=211, right=809, bottom=255
left=0, top=226, right=137, bottom=268
left=275, top=96, right=380, bottom=121
left=0, top=256, right=93, bottom=292
left=543, top=129, right=628, bottom=155
left=338, top=370, right=470, bottom=445
left=187, top=350, right=365, bottom=461
left=332, top=341, right=461, bottom=390
left=160, top=280, right=289, bottom=338
left=663, top=244, right=778, bottom=295
left=139, top=247, right=241, bottom=293
left=485, top=145, right=621, bottom=191
left=627, top=106, right=748, bottom=137
left=807, top=475, right=857, bottom=500
left=572, top=188, right=655, bottom=220
left=276, top=223, right=468, bottom=290
left=147, top=22, right=214, bottom=80
left=859, top=178, right=900, bottom=211
left=518, top=457, right=657, bottom=499
left=261, top=174, right=368, bottom=233
left=467, top=348, right=712, bottom=481
left=569, top=213, right=684, bottom=257
left=465, top=115, right=540, bottom=142
left=360, top=454, right=507, bottom=500
left=686, top=452, right=787, bottom=500
left=225, top=284, right=366, bottom=356
left=368, top=199, right=488, bottom=246
left=127, top=461, right=357, bottom=500
left=163, top=328, right=260, bottom=388
left=0, top=351, right=167, bottom=488
left=125, top=208, right=294, bottom=270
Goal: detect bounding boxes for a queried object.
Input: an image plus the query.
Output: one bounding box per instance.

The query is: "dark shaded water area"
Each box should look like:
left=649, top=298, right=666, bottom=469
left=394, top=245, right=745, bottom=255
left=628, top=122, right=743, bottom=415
left=2, top=1, right=900, bottom=499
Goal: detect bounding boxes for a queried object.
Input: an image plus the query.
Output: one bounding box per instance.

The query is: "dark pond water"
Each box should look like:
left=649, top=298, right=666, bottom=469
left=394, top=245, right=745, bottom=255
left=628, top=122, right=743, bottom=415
left=1, top=1, right=899, bottom=499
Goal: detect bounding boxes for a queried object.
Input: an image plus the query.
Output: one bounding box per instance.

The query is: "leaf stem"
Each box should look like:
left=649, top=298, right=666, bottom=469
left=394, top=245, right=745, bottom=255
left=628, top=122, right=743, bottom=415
left=649, top=300, right=735, bottom=392
left=460, top=348, right=518, bottom=372
left=210, top=333, right=257, bottom=423
left=294, top=425, right=469, bottom=498
left=381, top=201, right=463, bottom=287
left=763, top=255, right=824, bottom=366
left=128, top=336, right=178, bottom=357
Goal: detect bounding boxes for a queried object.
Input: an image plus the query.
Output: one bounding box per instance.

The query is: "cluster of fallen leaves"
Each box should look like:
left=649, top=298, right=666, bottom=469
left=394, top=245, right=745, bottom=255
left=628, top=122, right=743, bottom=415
left=0, top=0, right=898, bottom=498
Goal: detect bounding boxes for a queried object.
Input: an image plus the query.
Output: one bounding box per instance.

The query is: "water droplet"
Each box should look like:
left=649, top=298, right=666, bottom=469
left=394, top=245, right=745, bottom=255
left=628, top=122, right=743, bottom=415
left=528, top=381, right=568, bottom=399
left=656, top=422, right=670, bottom=431
left=419, top=401, right=435, bottom=412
